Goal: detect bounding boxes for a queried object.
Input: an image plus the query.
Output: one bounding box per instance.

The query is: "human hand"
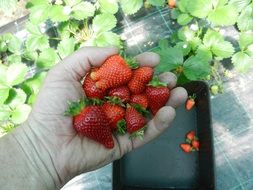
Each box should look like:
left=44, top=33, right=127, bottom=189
left=13, top=47, right=187, bottom=188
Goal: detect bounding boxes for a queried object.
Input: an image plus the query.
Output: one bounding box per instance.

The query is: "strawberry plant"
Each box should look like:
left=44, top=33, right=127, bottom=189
left=0, top=0, right=253, bottom=135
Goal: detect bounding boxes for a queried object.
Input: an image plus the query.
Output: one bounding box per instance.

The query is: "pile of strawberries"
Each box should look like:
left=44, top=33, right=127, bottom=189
left=180, top=130, right=200, bottom=153
left=66, top=55, right=170, bottom=149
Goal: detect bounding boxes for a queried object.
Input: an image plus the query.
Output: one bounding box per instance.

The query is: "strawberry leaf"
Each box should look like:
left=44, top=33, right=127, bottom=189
left=72, top=2, right=95, bottom=20
left=203, top=29, right=223, bottom=48
left=239, top=33, right=253, bottom=51
left=0, top=86, right=9, bottom=105
left=177, top=13, right=193, bottom=26
left=175, top=42, right=191, bottom=56
left=5, top=88, right=27, bottom=109
left=28, top=3, right=50, bottom=24
left=237, top=6, right=253, bottom=32
left=119, top=0, right=143, bottom=15
left=92, top=13, right=117, bottom=34
left=95, top=32, right=121, bottom=48
left=99, top=0, right=118, bottom=14
left=207, top=5, right=238, bottom=26
left=26, top=34, right=49, bottom=51
left=147, top=0, right=166, bottom=6
left=183, top=55, right=210, bottom=80
left=211, top=41, right=235, bottom=59
left=49, top=5, right=69, bottom=22
left=37, top=48, right=59, bottom=69
left=177, top=0, right=188, bottom=12
left=228, top=0, right=251, bottom=12
left=232, top=51, right=253, bottom=73
left=186, top=0, right=213, bottom=18
left=11, top=104, right=31, bottom=124
left=57, top=37, right=75, bottom=59
left=7, top=63, right=28, bottom=86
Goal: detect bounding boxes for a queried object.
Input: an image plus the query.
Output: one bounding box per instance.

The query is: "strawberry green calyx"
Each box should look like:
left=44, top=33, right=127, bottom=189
left=189, top=93, right=196, bottom=100
left=116, top=119, right=127, bottom=135
left=125, top=57, right=139, bottom=69
left=148, top=75, right=167, bottom=87
left=129, top=125, right=147, bottom=140
left=64, top=98, right=89, bottom=116
left=105, top=96, right=125, bottom=107
left=131, top=104, right=150, bottom=117
left=90, top=98, right=104, bottom=105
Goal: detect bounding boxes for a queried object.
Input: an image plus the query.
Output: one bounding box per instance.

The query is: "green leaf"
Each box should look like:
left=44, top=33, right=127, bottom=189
left=99, top=0, right=119, bottom=14
left=177, top=0, right=188, bottom=12
left=37, top=48, right=59, bottom=69
left=6, top=63, right=28, bottom=86
left=232, top=51, right=252, bottom=73
left=23, top=72, right=47, bottom=94
left=211, top=0, right=228, bottom=8
left=0, top=64, right=7, bottom=84
left=119, top=0, right=143, bottom=15
left=196, top=45, right=213, bottom=62
left=177, top=73, right=190, bottom=84
left=57, top=37, right=75, bottom=59
left=177, top=26, right=196, bottom=41
left=11, top=104, right=31, bottom=124
left=228, top=0, right=251, bottom=12
left=7, top=54, right=22, bottom=64
left=0, top=87, right=9, bottom=105
left=64, top=0, right=81, bottom=6
left=187, top=0, right=213, bottom=18
left=239, top=33, right=253, bottom=51
left=208, top=5, right=238, bottom=26
left=177, top=13, right=193, bottom=25
left=246, top=44, right=253, bottom=57
left=155, top=47, right=183, bottom=73
left=183, top=55, right=210, bottom=80
left=26, top=0, right=47, bottom=7
left=23, top=49, right=38, bottom=61
left=25, top=21, right=42, bottom=35
left=171, top=9, right=181, bottom=19
left=212, top=41, right=234, bottom=58
left=72, top=2, right=95, bottom=20
left=29, top=3, right=50, bottom=24
left=5, top=88, right=26, bottom=109
left=8, top=35, right=22, bottom=53
left=27, top=93, right=37, bottom=105
left=95, top=32, right=121, bottom=47
left=92, top=13, right=117, bottom=34
left=147, top=0, right=166, bottom=6
left=0, top=105, right=11, bottom=121
left=158, top=39, right=169, bottom=50
left=175, top=42, right=191, bottom=56
left=203, top=29, right=223, bottom=48
left=237, top=6, right=253, bottom=32
left=0, top=41, right=7, bottom=52
left=49, top=5, right=69, bottom=22
left=26, top=34, right=49, bottom=51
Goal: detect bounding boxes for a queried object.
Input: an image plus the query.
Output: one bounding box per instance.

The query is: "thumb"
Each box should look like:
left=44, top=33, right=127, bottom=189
left=49, top=46, right=119, bottom=81
left=132, top=106, right=176, bottom=149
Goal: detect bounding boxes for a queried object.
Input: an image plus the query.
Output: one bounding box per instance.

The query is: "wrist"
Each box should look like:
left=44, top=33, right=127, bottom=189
left=2, top=121, right=62, bottom=189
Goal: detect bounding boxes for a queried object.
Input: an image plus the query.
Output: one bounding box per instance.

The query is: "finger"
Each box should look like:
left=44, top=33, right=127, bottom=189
left=132, top=106, right=176, bottom=149
left=166, top=87, right=188, bottom=108
left=135, top=52, right=160, bottom=68
left=159, top=72, right=177, bottom=89
left=50, top=46, right=119, bottom=80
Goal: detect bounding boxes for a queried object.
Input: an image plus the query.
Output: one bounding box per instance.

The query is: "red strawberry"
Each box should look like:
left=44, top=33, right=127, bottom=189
left=186, top=130, right=195, bottom=142
left=66, top=100, right=114, bottom=149
left=180, top=143, right=192, bottom=153
left=146, top=76, right=170, bottom=115
left=83, top=71, right=106, bottom=99
left=128, top=67, right=153, bottom=94
left=102, top=102, right=125, bottom=132
left=192, top=140, right=199, bottom=151
left=108, top=86, right=130, bottom=103
left=185, top=94, right=196, bottom=111
left=90, top=55, right=137, bottom=91
left=130, top=94, right=148, bottom=109
left=125, top=106, right=146, bottom=136
left=168, top=0, right=176, bottom=8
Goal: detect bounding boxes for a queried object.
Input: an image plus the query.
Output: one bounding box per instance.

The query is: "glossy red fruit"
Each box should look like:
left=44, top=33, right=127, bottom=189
left=108, top=86, right=130, bottom=103
left=74, top=105, right=114, bottom=149
left=180, top=143, right=192, bottom=153
left=130, top=93, right=148, bottom=109
left=185, top=94, right=196, bottom=111
left=90, top=55, right=135, bottom=91
left=83, top=71, right=106, bottom=99
left=102, top=102, right=125, bottom=131
left=146, top=86, right=170, bottom=115
left=125, top=107, right=146, bottom=134
left=128, top=67, right=153, bottom=94
left=192, top=140, right=199, bottom=151
left=186, top=130, right=195, bottom=142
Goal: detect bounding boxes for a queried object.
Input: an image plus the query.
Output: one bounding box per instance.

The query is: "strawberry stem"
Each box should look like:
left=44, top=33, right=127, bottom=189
left=129, top=125, right=147, bottom=139
left=131, top=104, right=150, bottom=117
left=147, top=75, right=167, bottom=87
left=116, top=119, right=127, bottom=135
